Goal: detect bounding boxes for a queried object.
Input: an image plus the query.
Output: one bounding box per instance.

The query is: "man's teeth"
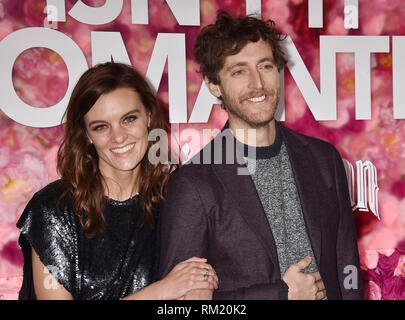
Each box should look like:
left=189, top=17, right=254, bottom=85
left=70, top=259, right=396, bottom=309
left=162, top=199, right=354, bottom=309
left=111, top=143, right=135, bottom=154
left=248, top=95, right=266, bottom=102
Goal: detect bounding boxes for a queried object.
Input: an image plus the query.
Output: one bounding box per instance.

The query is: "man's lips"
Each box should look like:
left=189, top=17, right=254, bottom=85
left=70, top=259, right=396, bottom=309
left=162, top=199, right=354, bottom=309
left=239, top=87, right=280, bottom=104
left=247, top=95, right=266, bottom=103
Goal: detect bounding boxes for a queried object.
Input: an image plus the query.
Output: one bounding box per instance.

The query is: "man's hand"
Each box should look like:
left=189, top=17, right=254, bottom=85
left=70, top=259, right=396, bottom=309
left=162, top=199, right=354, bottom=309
left=282, top=256, right=326, bottom=300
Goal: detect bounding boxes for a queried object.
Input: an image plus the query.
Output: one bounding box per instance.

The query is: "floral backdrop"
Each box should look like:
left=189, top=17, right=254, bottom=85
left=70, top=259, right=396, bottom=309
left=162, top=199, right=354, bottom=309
left=0, top=0, right=404, bottom=300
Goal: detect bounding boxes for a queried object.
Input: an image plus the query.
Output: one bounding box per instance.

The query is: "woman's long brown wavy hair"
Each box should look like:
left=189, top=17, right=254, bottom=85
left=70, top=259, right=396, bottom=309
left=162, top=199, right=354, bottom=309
left=57, top=62, right=170, bottom=238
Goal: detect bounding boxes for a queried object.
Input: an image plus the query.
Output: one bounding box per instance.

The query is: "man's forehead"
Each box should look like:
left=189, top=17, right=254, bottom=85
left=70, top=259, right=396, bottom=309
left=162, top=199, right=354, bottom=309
left=221, top=40, right=274, bottom=69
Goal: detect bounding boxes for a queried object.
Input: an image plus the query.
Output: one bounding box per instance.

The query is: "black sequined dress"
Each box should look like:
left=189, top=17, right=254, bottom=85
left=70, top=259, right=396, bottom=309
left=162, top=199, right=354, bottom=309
left=16, top=180, right=160, bottom=300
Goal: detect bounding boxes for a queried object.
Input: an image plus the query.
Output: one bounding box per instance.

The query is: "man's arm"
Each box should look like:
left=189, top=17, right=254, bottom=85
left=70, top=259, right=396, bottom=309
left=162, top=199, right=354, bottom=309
left=160, top=170, right=286, bottom=300
left=159, top=170, right=210, bottom=280
left=160, top=170, right=215, bottom=300
left=333, top=149, right=364, bottom=299
left=159, top=169, right=314, bottom=300
left=212, top=282, right=286, bottom=300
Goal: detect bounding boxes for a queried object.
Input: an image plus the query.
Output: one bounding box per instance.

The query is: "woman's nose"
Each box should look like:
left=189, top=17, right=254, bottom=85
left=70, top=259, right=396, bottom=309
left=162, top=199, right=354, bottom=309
left=111, top=125, right=128, bottom=144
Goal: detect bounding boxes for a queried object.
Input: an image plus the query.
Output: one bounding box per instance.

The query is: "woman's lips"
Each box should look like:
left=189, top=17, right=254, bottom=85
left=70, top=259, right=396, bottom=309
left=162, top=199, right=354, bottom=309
left=110, top=143, right=135, bottom=155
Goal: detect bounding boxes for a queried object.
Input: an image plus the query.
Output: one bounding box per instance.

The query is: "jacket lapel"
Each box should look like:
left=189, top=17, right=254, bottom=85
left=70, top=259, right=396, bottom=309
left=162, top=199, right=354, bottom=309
left=281, top=127, right=322, bottom=267
left=213, top=163, right=281, bottom=271
left=208, top=124, right=322, bottom=272
left=209, top=129, right=281, bottom=272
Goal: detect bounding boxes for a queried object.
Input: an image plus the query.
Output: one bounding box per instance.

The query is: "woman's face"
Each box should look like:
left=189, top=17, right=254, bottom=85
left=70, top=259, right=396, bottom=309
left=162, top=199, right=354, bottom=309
left=84, top=87, right=150, bottom=178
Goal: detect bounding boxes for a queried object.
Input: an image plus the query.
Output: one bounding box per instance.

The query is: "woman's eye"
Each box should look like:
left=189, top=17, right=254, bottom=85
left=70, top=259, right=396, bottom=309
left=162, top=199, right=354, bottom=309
left=93, top=125, right=107, bottom=131
left=123, top=116, right=137, bottom=123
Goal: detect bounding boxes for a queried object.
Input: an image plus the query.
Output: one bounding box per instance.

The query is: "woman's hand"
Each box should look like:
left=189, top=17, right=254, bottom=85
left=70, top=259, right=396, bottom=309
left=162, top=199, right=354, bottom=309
left=157, top=257, right=219, bottom=300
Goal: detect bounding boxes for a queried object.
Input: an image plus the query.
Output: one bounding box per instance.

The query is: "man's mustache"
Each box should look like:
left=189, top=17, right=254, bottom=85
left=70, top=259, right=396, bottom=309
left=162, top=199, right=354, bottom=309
left=238, top=88, right=279, bottom=103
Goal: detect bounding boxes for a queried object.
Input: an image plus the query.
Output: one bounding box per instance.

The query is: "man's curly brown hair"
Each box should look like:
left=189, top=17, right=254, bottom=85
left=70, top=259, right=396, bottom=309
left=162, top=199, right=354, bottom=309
left=194, top=10, right=287, bottom=85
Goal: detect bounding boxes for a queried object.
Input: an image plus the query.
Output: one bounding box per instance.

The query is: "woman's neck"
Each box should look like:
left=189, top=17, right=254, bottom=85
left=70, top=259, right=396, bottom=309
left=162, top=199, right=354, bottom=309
left=100, top=168, right=140, bottom=201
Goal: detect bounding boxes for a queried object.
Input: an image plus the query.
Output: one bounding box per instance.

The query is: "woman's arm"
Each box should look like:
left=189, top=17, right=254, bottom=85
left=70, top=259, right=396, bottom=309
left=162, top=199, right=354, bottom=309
left=32, top=248, right=73, bottom=300
left=121, top=257, right=218, bottom=300
left=33, top=251, right=217, bottom=300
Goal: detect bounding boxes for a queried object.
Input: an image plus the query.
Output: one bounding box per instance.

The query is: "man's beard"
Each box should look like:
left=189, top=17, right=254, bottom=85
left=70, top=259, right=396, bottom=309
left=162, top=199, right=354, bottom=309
left=220, top=87, right=281, bottom=128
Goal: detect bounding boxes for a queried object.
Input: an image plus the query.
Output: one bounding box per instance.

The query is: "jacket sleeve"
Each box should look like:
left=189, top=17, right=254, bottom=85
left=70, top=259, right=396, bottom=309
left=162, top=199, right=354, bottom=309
left=159, top=170, right=210, bottom=278
left=213, top=280, right=288, bottom=300
left=333, top=149, right=365, bottom=299
left=158, top=169, right=287, bottom=300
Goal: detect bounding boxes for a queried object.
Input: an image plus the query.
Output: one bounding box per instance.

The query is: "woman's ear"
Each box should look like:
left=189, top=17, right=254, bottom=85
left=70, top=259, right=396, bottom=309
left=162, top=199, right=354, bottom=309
left=86, top=133, right=93, bottom=145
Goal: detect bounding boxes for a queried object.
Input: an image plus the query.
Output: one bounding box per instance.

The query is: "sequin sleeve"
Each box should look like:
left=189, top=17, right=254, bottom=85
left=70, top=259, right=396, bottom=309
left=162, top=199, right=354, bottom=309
left=17, top=181, right=78, bottom=298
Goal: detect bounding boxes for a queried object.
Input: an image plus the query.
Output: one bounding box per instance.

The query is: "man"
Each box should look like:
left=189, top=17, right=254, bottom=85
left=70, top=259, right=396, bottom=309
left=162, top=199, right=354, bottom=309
left=159, top=11, right=363, bottom=300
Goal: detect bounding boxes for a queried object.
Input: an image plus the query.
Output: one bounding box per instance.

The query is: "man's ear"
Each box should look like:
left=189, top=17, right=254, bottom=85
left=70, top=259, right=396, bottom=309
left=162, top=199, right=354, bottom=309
left=204, top=77, right=222, bottom=99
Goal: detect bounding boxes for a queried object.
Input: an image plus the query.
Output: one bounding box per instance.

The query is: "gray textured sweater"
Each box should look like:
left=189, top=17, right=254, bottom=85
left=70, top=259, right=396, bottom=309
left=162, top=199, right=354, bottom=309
left=241, top=124, right=319, bottom=277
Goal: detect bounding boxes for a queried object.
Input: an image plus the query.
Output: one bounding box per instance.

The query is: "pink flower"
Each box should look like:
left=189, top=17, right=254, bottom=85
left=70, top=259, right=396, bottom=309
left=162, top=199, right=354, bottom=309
left=362, top=250, right=379, bottom=270
left=357, top=192, right=405, bottom=255
left=1, top=1, right=24, bottom=21
left=326, top=16, right=348, bottom=36
left=148, top=2, right=182, bottom=31
left=263, top=0, right=294, bottom=35
left=0, top=275, right=23, bottom=300
left=391, top=179, right=405, bottom=200
left=284, top=74, right=308, bottom=124
left=379, top=193, right=401, bottom=228
left=362, top=13, right=386, bottom=35
left=0, top=20, right=14, bottom=42
left=0, top=276, right=23, bottom=290
left=13, top=48, right=69, bottom=109
left=0, top=145, right=54, bottom=223
left=364, top=281, right=382, bottom=300
left=361, top=229, right=398, bottom=255
left=0, top=222, right=20, bottom=251
left=23, top=0, right=47, bottom=27
left=43, top=145, right=59, bottom=180
left=0, top=1, right=4, bottom=19
left=361, top=0, right=405, bottom=35
left=0, top=241, right=23, bottom=267
left=362, top=242, right=405, bottom=299
left=394, top=255, right=405, bottom=277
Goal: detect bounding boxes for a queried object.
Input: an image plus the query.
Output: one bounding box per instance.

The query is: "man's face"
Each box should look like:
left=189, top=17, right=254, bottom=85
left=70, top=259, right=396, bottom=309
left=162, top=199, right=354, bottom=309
left=206, top=39, right=281, bottom=130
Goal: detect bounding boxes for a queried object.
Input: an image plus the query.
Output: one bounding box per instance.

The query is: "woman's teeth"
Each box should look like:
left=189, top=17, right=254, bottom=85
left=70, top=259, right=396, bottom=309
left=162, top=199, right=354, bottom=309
left=111, top=143, right=135, bottom=154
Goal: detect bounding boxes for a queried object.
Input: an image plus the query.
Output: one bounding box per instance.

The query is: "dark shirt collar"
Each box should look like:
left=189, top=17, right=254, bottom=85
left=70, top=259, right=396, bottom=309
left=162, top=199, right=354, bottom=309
left=223, top=120, right=283, bottom=160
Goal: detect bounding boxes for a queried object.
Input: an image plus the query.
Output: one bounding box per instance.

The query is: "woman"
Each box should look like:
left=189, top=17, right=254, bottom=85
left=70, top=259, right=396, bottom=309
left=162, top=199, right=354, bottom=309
left=17, top=62, right=218, bottom=300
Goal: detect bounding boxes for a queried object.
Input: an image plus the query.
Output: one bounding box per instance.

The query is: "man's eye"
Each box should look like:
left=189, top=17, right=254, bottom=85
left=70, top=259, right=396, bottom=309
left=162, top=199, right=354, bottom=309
left=232, top=70, right=243, bottom=76
left=262, top=64, right=273, bottom=70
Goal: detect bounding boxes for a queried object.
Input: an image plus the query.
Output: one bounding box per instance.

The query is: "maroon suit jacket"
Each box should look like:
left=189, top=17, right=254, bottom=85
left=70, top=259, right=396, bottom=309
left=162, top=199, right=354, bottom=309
left=159, top=123, right=364, bottom=300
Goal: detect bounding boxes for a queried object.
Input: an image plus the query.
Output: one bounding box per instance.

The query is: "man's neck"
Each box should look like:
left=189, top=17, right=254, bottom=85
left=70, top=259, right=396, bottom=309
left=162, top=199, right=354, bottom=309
left=228, top=118, right=277, bottom=147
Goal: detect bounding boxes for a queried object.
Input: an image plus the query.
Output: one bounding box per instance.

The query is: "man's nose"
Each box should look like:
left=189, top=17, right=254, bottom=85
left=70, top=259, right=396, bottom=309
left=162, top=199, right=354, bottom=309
left=248, top=69, right=264, bottom=91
